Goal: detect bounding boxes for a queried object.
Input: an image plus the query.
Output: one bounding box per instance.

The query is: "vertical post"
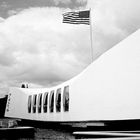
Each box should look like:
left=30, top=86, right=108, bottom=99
left=89, top=8, right=93, bottom=62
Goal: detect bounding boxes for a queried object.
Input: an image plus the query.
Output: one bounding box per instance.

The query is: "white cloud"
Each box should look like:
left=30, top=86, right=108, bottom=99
left=8, top=9, right=23, bottom=16
left=0, top=7, right=90, bottom=88
left=0, top=0, right=140, bottom=89
left=86, top=0, right=140, bottom=56
left=0, top=17, right=5, bottom=22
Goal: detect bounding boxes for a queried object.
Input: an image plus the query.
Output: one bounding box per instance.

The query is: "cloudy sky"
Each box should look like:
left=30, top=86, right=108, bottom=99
left=0, top=0, right=140, bottom=92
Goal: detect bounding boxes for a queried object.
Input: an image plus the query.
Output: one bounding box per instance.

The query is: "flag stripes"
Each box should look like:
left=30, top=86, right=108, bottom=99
left=63, top=10, right=90, bottom=25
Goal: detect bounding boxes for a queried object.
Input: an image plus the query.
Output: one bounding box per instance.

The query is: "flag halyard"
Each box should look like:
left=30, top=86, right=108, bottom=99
left=63, top=10, right=90, bottom=25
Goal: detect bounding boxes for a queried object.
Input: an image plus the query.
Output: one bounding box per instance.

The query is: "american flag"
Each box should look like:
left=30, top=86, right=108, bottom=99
left=63, top=10, right=90, bottom=25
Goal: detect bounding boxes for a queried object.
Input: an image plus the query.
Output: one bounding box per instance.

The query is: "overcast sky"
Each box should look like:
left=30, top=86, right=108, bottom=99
left=0, top=0, right=140, bottom=92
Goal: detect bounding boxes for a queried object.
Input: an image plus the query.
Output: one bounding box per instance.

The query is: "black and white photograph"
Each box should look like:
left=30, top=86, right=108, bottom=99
left=0, top=0, right=140, bottom=139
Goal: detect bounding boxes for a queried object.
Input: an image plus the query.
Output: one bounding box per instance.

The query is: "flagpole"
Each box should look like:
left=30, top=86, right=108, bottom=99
left=89, top=8, right=93, bottom=63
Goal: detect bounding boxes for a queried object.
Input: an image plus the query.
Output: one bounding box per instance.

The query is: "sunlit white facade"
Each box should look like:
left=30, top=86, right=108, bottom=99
left=5, top=29, right=140, bottom=122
